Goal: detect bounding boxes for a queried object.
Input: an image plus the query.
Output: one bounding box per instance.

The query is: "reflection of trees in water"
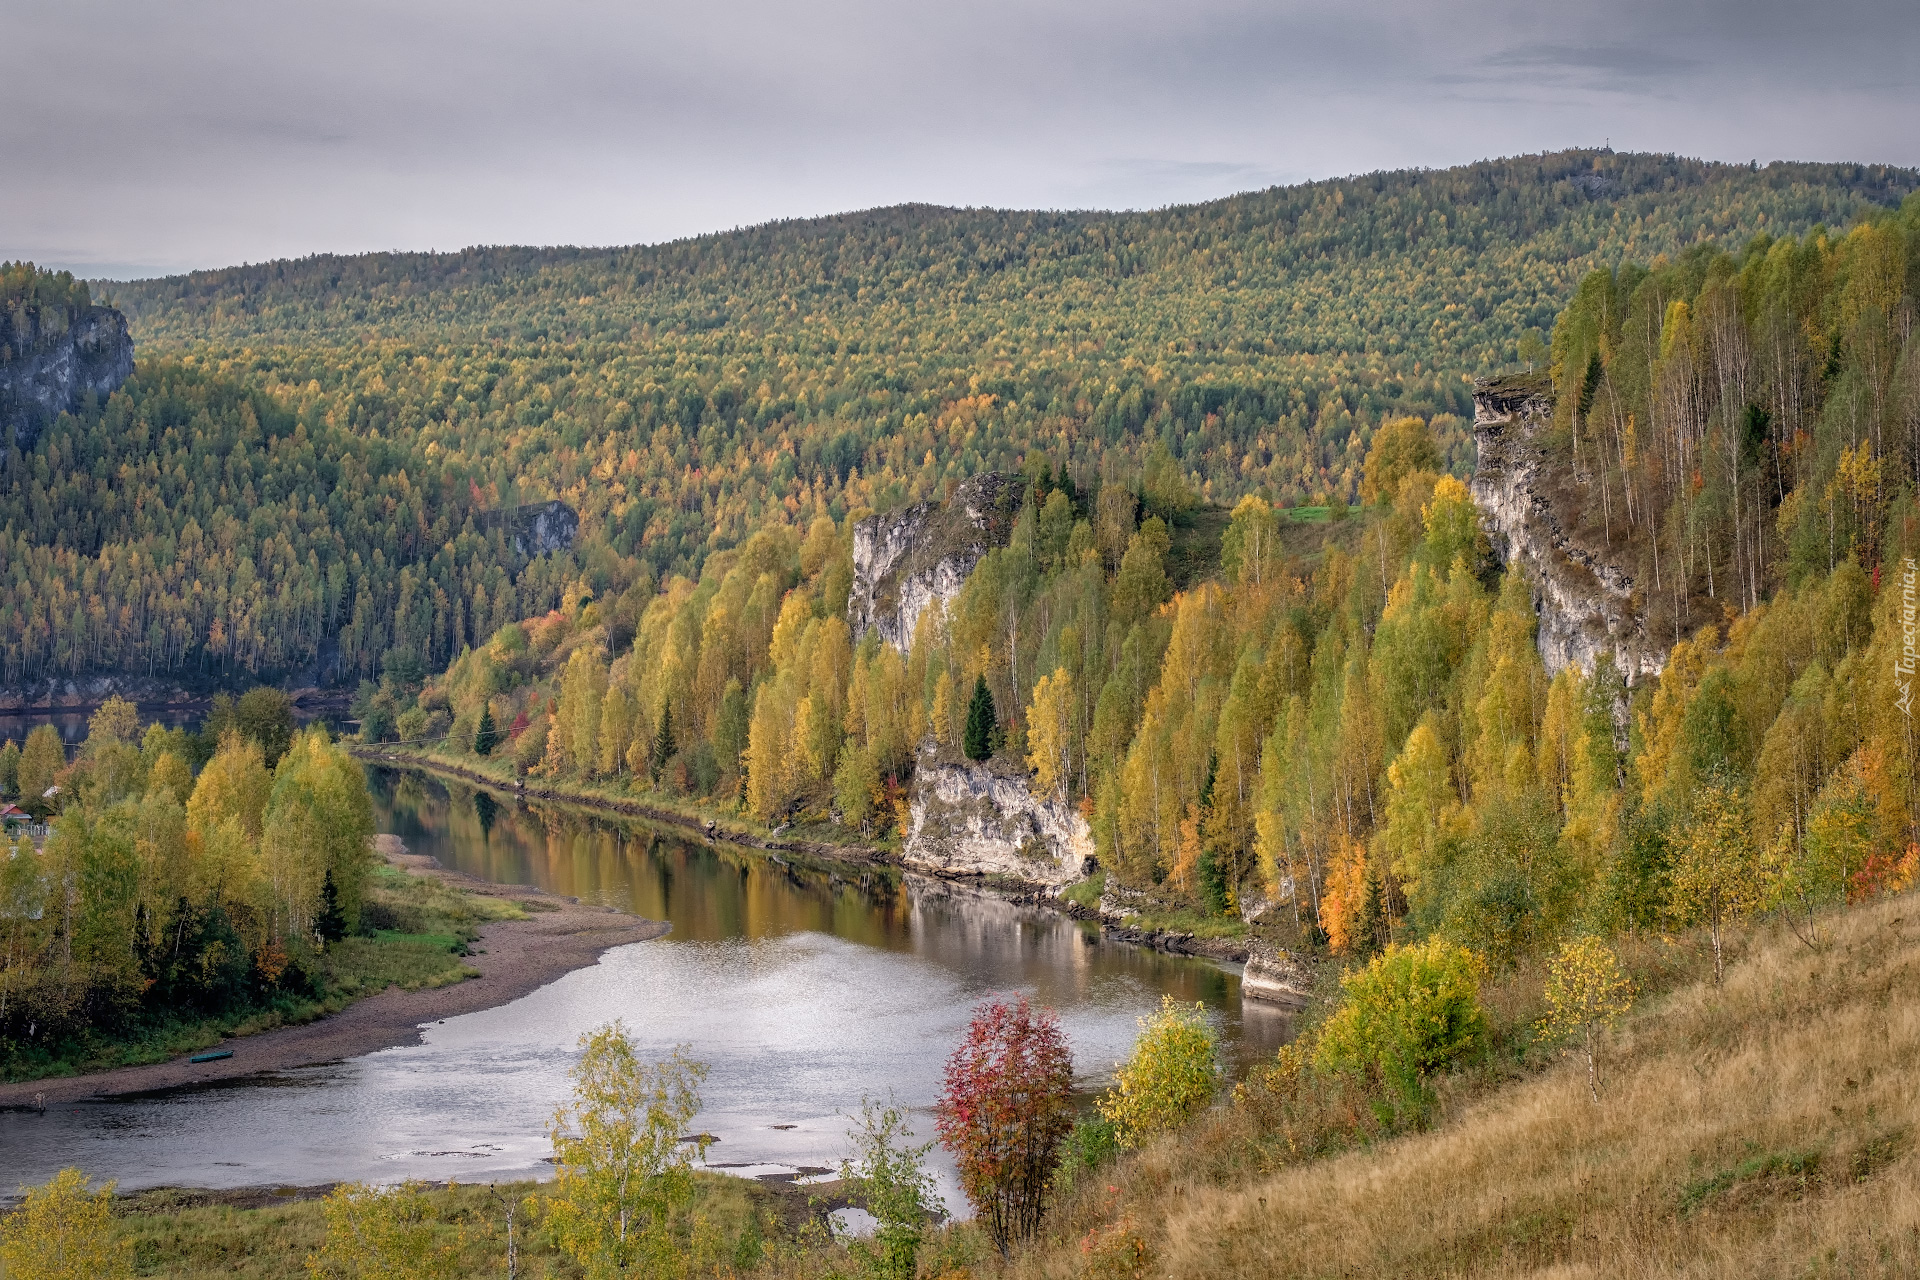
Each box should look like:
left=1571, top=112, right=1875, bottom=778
left=365, top=768, right=1287, bottom=1069
left=473, top=789, right=497, bottom=838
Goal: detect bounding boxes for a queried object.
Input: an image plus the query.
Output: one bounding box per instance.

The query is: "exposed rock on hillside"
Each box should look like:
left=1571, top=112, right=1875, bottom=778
left=1241, top=947, right=1314, bottom=1008
left=1471, top=375, right=1665, bottom=685
left=849, top=472, right=1024, bottom=652
left=483, top=500, right=580, bottom=556
left=0, top=301, right=134, bottom=455
left=904, top=751, right=1093, bottom=887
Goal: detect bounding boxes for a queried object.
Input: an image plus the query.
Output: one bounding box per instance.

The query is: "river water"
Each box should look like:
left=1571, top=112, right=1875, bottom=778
left=0, top=768, right=1288, bottom=1206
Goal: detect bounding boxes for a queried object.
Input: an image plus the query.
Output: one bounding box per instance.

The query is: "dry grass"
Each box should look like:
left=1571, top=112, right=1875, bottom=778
left=1013, top=894, right=1920, bottom=1279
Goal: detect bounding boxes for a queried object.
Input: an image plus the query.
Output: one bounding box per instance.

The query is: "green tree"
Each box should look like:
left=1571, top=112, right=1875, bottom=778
left=472, top=703, right=499, bottom=757
left=964, top=675, right=997, bottom=762
left=649, top=702, right=675, bottom=784
left=236, top=686, right=296, bottom=767
left=545, top=1022, right=708, bottom=1279
left=838, top=1096, right=938, bottom=1280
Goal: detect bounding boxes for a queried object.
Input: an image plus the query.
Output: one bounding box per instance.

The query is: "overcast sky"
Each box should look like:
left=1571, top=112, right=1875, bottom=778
left=8, top=0, right=1918, bottom=280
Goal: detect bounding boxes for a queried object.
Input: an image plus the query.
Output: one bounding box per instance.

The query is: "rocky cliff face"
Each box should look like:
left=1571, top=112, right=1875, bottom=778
left=849, top=472, right=1024, bottom=652
left=904, top=753, right=1094, bottom=886
left=0, top=302, right=135, bottom=455
left=1471, top=376, right=1665, bottom=686
left=507, top=500, right=580, bottom=556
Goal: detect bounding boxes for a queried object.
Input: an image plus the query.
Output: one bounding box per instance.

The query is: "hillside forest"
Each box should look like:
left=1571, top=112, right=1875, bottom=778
left=368, top=193, right=1920, bottom=966
left=1, top=152, right=1916, bottom=694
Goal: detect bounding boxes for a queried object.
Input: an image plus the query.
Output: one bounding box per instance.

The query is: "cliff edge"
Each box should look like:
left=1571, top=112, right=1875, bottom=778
left=1470, top=374, right=1665, bottom=686
left=1, top=296, right=134, bottom=456
left=848, top=472, right=1024, bottom=652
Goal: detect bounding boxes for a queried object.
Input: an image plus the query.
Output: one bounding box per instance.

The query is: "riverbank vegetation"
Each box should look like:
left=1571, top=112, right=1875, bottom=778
left=12, top=886, right=1916, bottom=1277
left=0, top=693, right=506, bottom=1082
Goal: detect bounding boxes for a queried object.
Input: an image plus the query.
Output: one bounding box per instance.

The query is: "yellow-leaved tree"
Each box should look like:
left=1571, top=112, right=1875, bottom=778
left=1539, top=935, right=1635, bottom=1100
left=1025, top=666, right=1075, bottom=801
left=261, top=728, right=375, bottom=944
left=545, top=1022, right=708, bottom=1278
left=0, top=1168, right=130, bottom=1280
left=1667, top=779, right=1766, bottom=983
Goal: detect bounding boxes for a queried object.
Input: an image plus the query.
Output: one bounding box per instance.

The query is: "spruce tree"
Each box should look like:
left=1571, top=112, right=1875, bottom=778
left=473, top=703, right=498, bottom=757
left=964, top=675, right=997, bottom=762
left=315, top=868, right=348, bottom=946
left=650, top=702, right=675, bottom=783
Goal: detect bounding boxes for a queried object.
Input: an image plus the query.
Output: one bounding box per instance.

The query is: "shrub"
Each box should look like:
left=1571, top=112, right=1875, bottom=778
left=1313, top=936, right=1486, bottom=1121
left=310, top=1179, right=462, bottom=1279
left=838, top=1096, right=938, bottom=1280
left=1097, top=996, right=1219, bottom=1147
left=936, top=996, right=1075, bottom=1255
left=1051, top=1114, right=1120, bottom=1198
left=0, top=1167, right=130, bottom=1280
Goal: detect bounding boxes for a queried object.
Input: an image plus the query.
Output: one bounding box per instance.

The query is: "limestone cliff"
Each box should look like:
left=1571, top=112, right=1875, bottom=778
left=0, top=300, right=135, bottom=455
left=849, top=472, right=1024, bottom=652
left=904, top=752, right=1094, bottom=887
left=1241, top=947, right=1315, bottom=1008
left=1471, top=375, right=1665, bottom=685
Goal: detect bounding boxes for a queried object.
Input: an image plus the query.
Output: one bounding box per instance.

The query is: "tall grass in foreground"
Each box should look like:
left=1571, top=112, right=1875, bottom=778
left=1021, top=894, right=1920, bottom=1279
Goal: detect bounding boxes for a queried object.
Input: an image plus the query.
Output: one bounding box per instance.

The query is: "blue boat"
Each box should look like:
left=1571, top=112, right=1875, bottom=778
left=189, top=1050, right=233, bottom=1064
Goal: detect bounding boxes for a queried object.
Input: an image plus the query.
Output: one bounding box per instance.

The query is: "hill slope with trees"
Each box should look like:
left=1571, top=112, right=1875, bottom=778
left=0, top=151, right=1911, bottom=695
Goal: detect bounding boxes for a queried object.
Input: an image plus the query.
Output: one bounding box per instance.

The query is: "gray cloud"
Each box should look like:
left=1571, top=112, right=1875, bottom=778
left=4, top=0, right=1916, bottom=278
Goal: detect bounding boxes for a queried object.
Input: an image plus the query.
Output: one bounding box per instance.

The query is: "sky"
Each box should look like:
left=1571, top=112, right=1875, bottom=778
left=8, top=0, right=1919, bottom=280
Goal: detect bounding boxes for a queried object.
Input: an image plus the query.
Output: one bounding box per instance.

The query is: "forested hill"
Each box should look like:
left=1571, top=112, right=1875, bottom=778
left=102, top=151, right=1915, bottom=530
left=0, top=152, right=1910, bottom=694
left=116, top=153, right=1913, bottom=361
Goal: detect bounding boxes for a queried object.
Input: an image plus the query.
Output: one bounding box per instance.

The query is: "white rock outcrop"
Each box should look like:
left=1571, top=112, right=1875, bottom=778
left=1241, top=948, right=1314, bottom=1008
left=904, top=755, right=1093, bottom=887
left=1471, top=377, right=1665, bottom=686
left=849, top=472, right=1024, bottom=653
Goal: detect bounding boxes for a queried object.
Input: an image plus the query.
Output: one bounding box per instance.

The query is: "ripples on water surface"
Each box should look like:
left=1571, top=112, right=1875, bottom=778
left=1, top=768, right=1290, bottom=1204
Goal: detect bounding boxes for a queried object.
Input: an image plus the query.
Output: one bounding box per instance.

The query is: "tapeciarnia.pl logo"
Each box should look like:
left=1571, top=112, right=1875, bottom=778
left=1901, top=557, right=1918, bottom=718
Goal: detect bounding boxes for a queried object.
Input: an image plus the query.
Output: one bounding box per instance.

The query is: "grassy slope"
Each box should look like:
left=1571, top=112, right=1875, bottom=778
left=1023, top=893, right=1920, bottom=1279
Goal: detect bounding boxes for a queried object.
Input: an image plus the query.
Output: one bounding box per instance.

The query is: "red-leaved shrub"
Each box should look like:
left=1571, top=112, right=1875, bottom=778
left=935, top=995, right=1075, bottom=1254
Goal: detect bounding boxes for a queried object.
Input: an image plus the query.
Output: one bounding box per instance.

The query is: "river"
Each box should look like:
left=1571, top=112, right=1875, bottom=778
left=0, top=766, right=1290, bottom=1208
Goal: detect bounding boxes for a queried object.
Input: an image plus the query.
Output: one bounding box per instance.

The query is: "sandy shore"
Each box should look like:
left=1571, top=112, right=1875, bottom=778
left=0, top=837, right=668, bottom=1108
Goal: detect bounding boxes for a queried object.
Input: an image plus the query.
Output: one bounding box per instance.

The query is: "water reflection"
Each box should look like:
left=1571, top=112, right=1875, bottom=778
left=0, top=769, right=1287, bottom=1198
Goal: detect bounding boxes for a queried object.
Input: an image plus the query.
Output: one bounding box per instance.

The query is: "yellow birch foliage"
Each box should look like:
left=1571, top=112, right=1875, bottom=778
left=1026, top=665, right=1075, bottom=800
left=1097, top=996, right=1219, bottom=1148
left=187, top=733, right=271, bottom=842
left=546, top=1023, right=708, bottom=1280
left=1539, top=935, right=1634, bottom=1100
left=0, top=1168, right=131, bottom=1280
left=308, top=1180, right=462, bottom=1280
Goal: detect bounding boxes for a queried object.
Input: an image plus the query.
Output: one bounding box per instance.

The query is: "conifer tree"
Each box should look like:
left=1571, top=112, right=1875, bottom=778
left=650, top=702, right=675, bottom=783
left=964, top=676, right=997, bottom=761
left=473, top=704, right=498, bottom=757
left=315, top=868, right=348, bottom=946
